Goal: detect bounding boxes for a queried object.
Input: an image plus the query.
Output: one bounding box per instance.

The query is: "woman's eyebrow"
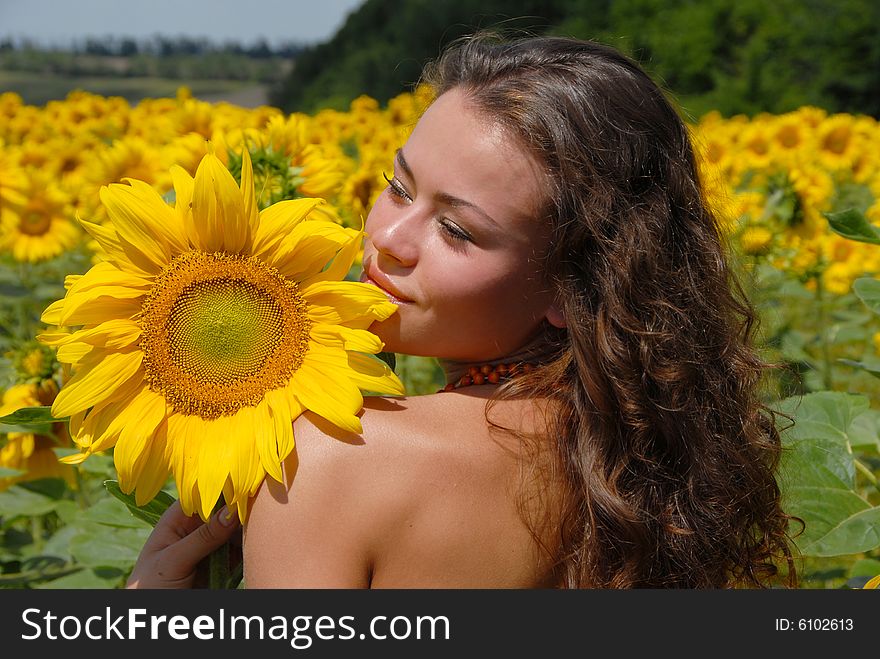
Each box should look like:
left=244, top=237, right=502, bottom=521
left=395, top=149, right=500, bottom=229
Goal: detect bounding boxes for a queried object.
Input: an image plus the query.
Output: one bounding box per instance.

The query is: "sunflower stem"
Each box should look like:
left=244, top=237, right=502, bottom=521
left=208, top=542, right=230, bottom=590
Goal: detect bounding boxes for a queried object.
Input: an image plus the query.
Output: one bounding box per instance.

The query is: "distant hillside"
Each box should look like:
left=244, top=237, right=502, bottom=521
left=271, top=0, right=880, bottom=119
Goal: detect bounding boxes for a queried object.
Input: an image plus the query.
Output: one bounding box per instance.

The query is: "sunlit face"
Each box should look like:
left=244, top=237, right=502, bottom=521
left=362, top=88, right=561, bottom=362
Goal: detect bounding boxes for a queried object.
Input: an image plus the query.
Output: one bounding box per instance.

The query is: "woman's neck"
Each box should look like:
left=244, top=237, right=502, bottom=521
left=438, top=325, right=565, bottom=385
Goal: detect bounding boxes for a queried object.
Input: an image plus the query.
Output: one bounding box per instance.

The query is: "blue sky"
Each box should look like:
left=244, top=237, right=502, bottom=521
left=0, top=0, right=366, bottom=47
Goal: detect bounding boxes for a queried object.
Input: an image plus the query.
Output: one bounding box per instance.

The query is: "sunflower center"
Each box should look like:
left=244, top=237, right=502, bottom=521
left=19, top=208, right=52, bottom=236
left=140, top=251, right=311, bottom=419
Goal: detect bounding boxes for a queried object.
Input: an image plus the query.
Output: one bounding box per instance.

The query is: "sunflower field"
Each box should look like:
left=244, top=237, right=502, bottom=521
left=1, top=85, right=879, bottom=588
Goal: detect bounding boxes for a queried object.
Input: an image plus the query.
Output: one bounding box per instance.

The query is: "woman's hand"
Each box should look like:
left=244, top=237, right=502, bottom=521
left=126, top=501, right=241, bottom=589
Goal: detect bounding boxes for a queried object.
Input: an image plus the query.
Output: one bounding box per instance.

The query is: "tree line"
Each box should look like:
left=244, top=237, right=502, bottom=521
left=269, top=0, right=880, bottom=119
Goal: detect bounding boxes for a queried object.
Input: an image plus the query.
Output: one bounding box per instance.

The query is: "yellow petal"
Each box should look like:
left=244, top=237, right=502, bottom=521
left=166, top=414, right=203, bottom=518
left=66, top=260, right=152, bottom=295
left=192, top=152, right=247, bottom=254
left=51, top=351, right=143, bottom=418
left=114, top=388, right=167, bottom=493
left=252, top=198, right=324, bottom=257
left=289, top=361, right=364, bottom=434
left=310, top=323, right=384, bottom=353
left=269, top=222, right=358, bottom=281
left=345, top=352, right=406, bottom=396
left=306, top=344, right=405, bottom=396
left=79, top=218, right=156, bottom=276
left=266, top=387, right=302, bottom=463
left=170, top=165, right=200, bottom=250
left=302, top=229, right=363, bottom=287
left=40, top=299, right=64, bottom=326
left=59, top=293, right=143, bottom=327
left=121, top=178, right=189, bottom=253
left=196, top=416, right=233, bottom=521
left=239, top=149, right=259, bottom=239
left=304, top=281, right=398, bottom=329
left=100, top=184, right=171, bottom=270
left=40, top=318, right=141, bottom=350
left=253, top=399, right=283, bottom=483
left=133, top=419, right=170, bottom=506
left=55, top=342, right=93, bottom=365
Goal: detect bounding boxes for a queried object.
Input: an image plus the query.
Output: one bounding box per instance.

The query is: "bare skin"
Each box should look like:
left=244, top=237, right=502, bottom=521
left=244, top=391, right=560, bottom=588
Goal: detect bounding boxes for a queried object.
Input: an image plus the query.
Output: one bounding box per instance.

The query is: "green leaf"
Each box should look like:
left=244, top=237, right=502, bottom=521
left=68, top=524, right=150, bottom=570
left=104, top=480, right=175, bottom=527
left=0, top=484, right=59, bottom=518
left=0, top=406, right=66, bottom=426
left=779, top=436, right=855, bottom=491
left=774, top=391, right=870, bottom=444
left=0, top=422, right=53, bottom=435
left=36, top=568, right=123, bottom=589
left=82, top=497, right=151, bottom=529
left=853, top=277, right=880, bottom=315
left=848, top=409, right=880, bottom=449
left=785, top=487, right=880, bottom=556
left=849, top=558, right=880, bottom=579
left=826, top=208, right=880, bottom=245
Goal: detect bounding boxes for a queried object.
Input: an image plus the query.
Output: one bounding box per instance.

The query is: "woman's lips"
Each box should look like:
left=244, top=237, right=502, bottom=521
left=360, top=266, right=413, bottom=304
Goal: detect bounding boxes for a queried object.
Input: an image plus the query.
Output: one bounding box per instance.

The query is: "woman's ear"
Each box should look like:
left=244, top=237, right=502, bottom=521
left=545, top=305, right=566, bottom=329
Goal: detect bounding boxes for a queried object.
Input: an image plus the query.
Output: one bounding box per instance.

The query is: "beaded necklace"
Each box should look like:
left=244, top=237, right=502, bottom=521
left=438, top=362, right=537, bottom=392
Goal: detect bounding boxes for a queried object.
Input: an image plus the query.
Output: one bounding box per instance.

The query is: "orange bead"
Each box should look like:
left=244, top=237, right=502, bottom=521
left=496, top=364, right=508, bottom=376
left=468, top=366, right=480, bottom=378
left=488, top=371, right=500, bottom=384
left=473, top=373, right=485, bottom=385
left=480, top=364, right=492, bottom=375
left=460, top=375, right=473, bottom=387
left=443, top=383, right=455, bottom=392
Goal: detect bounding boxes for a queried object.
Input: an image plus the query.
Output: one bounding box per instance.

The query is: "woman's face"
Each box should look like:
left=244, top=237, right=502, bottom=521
left=362, top=88, right=560, bottom=362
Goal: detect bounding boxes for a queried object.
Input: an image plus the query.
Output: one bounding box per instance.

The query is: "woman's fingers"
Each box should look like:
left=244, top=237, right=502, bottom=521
left=161, top=506, right=240, bottom=570
left=126, top=503, right=241, bottom=588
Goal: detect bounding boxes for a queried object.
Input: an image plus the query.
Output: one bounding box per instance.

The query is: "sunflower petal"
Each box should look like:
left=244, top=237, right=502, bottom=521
left=59, top=294, right=143, bottom=327
left=289, top=360, right=364, bottom=434
left=240, top=149, right=259, bottom=240
left=79, top=218, right=156, bottom=276
left=39, top=318, right=141, bottom=350
left=133, top=419, right=170, bottom=506
left=302, top=229, right=363, bottom=287
left=304, top=281, right=398, bottom=329
left=121, top=178, right=189, bottom=253
left=310, top=324, right=384, bottom=353
left=196, top=416, right=233, bottom=521
left=66, top=260, right=153, bottom=294
left=192, top=152, right=247, bottom=254
left=254, top=399, right=283, bottom=483
left=51, top=351, right=143, bottom=418
left=270, top=222, right=359, bottom=281
left=114, top=388, right=167, bottom=493
left=100, top=184, right=171, bottom=270
left=252, top=198, right=324, bottom=257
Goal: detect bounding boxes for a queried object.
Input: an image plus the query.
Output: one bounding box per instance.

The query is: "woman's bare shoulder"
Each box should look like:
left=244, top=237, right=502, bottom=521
left=243, top=392, right=546, bottom=587
left=243, top=395, right=473, bottom=586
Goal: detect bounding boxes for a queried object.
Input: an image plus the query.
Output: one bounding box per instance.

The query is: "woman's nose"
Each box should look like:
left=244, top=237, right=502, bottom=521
left=365, top=201, right=420, bottom=267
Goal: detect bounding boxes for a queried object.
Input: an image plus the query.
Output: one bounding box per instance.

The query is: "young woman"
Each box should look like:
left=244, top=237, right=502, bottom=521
left=127, top=35, right=796, bottom=589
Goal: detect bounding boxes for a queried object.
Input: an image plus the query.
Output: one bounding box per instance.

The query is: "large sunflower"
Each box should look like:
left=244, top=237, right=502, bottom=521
left=38, top=150, right=403, bottom=521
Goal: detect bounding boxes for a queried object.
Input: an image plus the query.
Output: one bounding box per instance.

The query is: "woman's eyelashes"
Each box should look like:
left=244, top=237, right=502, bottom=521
left=383, top=172, right=411, bottom=202
left=382, top=172, right=474, bottom=246
left=437, top=218, right=472, bottom=244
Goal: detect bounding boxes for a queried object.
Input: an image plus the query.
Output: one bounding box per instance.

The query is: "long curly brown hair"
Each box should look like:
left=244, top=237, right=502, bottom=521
left=424, top=34, right=798, bottom=588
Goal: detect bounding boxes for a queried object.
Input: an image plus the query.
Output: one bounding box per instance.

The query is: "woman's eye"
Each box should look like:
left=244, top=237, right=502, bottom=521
left=439, top=218, right=472, bottom=244
left=382, top=172, right=411, bottom=201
